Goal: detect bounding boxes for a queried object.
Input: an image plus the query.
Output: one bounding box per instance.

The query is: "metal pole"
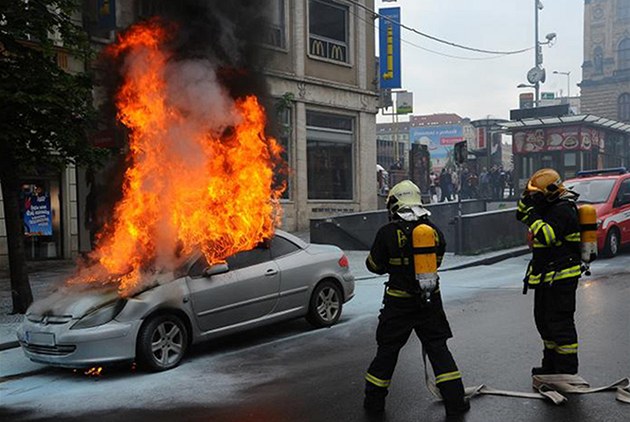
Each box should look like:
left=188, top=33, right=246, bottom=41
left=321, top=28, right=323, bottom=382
left=456, top=164, right=463, bottom=254
left=567, top=71, right=571, bottom=97
left=534, top=0, right=540, bottom=107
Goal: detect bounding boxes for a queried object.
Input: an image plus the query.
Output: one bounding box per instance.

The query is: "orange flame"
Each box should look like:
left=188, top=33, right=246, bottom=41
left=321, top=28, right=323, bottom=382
left=70, top=19, right=285, bottom=295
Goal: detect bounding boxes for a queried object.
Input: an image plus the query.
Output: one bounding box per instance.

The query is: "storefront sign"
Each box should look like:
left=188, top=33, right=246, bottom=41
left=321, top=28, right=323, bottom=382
left=513, top=126, right=603, bottom=154
left=23, top=193, right=52, bottom=236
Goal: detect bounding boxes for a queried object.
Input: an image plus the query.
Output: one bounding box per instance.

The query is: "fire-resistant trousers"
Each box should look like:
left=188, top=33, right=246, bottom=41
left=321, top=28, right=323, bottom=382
left=365, top=292, right=465, bottom=408
left=533, top=277, right=579, bottom=374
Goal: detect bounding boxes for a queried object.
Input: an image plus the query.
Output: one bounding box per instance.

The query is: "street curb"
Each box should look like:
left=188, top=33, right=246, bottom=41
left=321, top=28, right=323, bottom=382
left=355, top=246, right=531, bottom=280
left=440, top=247, right=531, bottom=271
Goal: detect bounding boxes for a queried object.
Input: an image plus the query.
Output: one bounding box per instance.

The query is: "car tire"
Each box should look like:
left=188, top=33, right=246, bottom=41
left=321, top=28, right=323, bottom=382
left=603, top=227, right=620, bottom=258
left=306, top=280, right=343, bottom=328
left=136, top=314, right=188, bottom=372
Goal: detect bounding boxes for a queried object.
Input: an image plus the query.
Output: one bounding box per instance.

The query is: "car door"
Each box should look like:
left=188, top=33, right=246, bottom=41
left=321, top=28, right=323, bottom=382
left=270, top=235, right=311, bottom=313
left=186, top=246, right=280, bottom=333
left=613, top=179, right=630, bottom=244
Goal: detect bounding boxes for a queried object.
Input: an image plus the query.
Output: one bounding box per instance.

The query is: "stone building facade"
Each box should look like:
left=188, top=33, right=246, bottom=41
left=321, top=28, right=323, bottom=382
left=581, top=0, right=630, bottom=121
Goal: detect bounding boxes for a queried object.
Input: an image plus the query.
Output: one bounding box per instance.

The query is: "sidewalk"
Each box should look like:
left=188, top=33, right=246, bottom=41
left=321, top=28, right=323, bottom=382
left=0, top=233, right=528, bottom=351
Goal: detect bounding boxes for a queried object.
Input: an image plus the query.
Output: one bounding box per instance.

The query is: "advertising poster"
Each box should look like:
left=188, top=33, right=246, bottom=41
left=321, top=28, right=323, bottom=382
left=512, top=126, right=598, bottom=154
left=23, top=188, right=53, bottom=236
left=410, top=125, right=463, bottom=169
left=396, top=91, right=413, bottom=114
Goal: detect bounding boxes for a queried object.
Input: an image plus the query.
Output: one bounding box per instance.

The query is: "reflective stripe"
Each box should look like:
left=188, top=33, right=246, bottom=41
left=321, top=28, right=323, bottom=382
left=386, top=288, right=414, bottom=298
left=529, top=219, right=558, bottom=246
left=555, top=343, right=578, bottom=355
left=517, top=201, right=534, bottom=214
left=367, top=254, right=381, bottom=271
left=530, top=219, right=545, bottom=234
left=435, top=370, right=462, bottom=384
left=543, top=340, right=557, bottom=349
left=388, top=257, right=410, bottom=266
left=365, top=372, right=391, bottom=388
left=553, top=265, right=582, bottom=281
left=526, top=264, right=581, bottom=284
left=565, top=232, right=581, bottom=242
left=541, top=224, right=557, bottom=245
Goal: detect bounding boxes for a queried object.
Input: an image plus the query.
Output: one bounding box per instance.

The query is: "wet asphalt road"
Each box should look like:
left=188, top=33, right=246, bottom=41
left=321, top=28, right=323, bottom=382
left=1, top=253, right=629, bottom=422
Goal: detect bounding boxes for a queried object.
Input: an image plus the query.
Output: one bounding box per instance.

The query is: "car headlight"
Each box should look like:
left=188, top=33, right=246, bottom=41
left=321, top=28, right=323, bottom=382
left=71, top=300, right=126, bottom=330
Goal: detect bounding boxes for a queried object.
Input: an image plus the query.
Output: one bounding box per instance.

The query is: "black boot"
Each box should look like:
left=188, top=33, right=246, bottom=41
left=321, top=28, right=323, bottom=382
left=439, top=380, right=470, bottom=416
left=364, top=384, right=387, bottom=414
left=531, top=366, right=555, bottom=375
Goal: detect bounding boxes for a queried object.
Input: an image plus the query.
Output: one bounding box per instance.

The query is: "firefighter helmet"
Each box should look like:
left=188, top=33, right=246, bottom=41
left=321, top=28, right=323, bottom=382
left=526, top=168, right=566, bottom=200
left=386, top=180, right=430, bottom=220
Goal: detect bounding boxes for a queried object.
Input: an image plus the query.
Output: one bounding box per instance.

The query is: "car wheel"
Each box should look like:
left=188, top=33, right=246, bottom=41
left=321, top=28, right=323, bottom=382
left=306, top=280, right=343, bottom=328
left=137, top=314, right=188, bottom=372
left=603, top=227, right=620, bottom=258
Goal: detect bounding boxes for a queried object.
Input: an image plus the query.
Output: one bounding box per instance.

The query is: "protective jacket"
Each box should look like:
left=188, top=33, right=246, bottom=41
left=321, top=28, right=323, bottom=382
left=517, top=197, right=582, bottom=288
left=366, top=217, right=445, bottom=296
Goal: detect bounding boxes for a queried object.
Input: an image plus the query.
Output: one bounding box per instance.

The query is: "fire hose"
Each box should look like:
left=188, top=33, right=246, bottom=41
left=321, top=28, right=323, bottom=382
left=422, top=349, right=630, bottom=405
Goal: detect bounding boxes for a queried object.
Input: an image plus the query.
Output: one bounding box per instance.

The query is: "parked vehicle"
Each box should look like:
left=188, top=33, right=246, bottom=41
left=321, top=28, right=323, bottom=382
left=17, top=230, right=355, bottom=371
left=564, top=167, right=630, bottom=257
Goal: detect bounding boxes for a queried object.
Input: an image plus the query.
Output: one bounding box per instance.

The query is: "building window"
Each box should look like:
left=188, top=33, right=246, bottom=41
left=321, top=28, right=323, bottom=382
left=618, top=38, right=630, bottom=70
left=306, top=111, right=354, bottom=200
left=308, top=0, right=349, bottom=63
left=618, top=0, right=630, bottom=19
left=276, top=105, right=291, bottom=199
left=593, top=46, right=603, bottom=74
left=618, top=93, right=630, bottom=121
left=264, top=0, right=286, bottom=48
left=137, top=0, right=167, bottom=18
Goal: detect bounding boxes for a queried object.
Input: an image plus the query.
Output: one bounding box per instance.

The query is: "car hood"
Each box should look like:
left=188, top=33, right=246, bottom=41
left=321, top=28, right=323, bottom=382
left=27, top=287, right=120, bottom=319
left=26, top=271, right=180, bottom=319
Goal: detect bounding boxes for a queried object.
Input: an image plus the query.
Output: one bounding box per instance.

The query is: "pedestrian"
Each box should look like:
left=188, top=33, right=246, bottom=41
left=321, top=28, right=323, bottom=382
left=479, top=167, right=490, bottom=199
left=439, top=168, right=452, bottom=202
left=363, top=180, right=470, bottom=417
left=506, top=169, right=515, bottom=198
left=516, top=168, right=582, bottom=376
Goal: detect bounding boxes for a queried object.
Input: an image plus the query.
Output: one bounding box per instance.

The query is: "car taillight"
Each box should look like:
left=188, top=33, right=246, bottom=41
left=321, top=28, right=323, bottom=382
left=338, top=255, right=349, bottom=268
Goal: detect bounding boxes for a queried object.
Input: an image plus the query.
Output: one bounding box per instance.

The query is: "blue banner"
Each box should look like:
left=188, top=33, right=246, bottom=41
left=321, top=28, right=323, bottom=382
left=23, top=194, right=52, bottom=236
left=379, top=7, right=401, bottom=89
left=97, top=0, right=116, bottom=31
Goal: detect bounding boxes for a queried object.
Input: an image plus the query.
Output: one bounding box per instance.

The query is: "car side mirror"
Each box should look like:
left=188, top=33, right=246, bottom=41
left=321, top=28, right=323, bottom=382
left=202, top=263, right=229, bottom=278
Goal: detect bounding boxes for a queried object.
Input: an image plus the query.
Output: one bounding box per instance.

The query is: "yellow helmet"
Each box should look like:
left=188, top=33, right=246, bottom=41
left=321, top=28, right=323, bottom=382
left=386, top=180, right=430, bottom=219
left=526, top=168, right=566, bottom=199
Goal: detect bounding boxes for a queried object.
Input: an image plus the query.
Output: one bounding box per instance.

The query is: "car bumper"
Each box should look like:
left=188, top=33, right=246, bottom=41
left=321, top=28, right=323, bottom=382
left=342, top=272, right=355, bottom=302
left=17, top=318, right=142, bottom=368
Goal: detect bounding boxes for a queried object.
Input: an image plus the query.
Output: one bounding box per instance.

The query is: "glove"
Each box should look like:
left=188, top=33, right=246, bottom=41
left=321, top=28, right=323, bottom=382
left=517, top=195, right=542, bottom=225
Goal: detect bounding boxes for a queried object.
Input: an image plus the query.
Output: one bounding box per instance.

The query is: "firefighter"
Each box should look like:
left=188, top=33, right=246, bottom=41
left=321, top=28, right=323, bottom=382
left=363, top=180, right=470, bottom=417
left=516, top=168, right=582, bottom=375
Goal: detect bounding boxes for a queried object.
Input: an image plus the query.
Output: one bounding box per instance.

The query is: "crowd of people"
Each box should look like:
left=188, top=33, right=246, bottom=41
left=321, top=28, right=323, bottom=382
left=428, top=165, right=514, bottom=203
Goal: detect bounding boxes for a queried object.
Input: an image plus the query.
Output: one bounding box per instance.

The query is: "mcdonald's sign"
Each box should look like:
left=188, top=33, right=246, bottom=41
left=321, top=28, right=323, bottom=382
left=379, top=7, right=401, bottom=89
left=311, top=38, right=325, bottom=57
left=330, top=44, right=345, bottom=61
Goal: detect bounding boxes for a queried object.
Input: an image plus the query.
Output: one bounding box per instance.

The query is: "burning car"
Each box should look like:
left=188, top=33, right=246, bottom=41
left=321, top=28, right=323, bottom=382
left=17, top=230, right=354, bottom=371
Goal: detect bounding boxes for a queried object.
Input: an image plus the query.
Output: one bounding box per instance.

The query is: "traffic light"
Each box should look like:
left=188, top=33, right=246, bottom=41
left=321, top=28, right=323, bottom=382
left=454, top=141, right=468, bottom=165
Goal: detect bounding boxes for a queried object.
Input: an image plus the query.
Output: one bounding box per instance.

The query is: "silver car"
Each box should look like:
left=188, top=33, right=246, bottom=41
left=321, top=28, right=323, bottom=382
left=17, top=231, right=355, bottom=371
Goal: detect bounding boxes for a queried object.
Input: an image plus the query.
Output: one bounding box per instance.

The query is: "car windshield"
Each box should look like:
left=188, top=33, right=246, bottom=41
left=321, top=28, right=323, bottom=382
left=565, top=179, right=616, bottom=204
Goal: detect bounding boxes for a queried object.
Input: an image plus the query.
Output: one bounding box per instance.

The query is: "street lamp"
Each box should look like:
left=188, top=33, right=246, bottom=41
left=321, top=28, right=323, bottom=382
left=526, top=1, right=556, bottom=107
left=553, top=70, right=571, bottom=97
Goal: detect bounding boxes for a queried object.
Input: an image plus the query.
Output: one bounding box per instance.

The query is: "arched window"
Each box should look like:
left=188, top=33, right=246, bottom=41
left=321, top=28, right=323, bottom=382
left=593, top=46, right=604, bottom=74
left=619, top=93, right=630, bottom=122
left=618, top=38, right=630, bottom=70
left=618, top=0, right=630, bottom=19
